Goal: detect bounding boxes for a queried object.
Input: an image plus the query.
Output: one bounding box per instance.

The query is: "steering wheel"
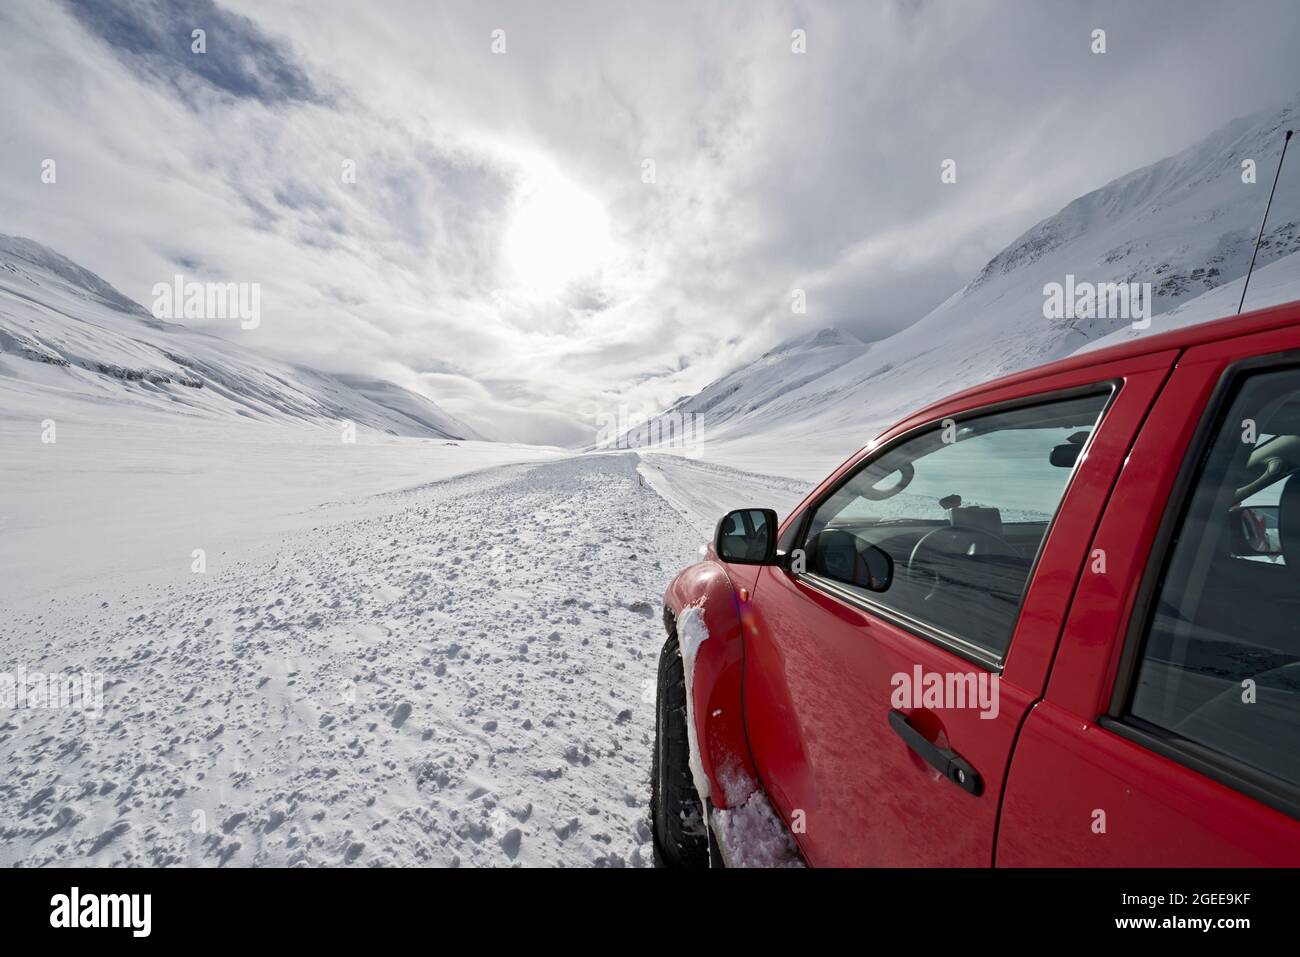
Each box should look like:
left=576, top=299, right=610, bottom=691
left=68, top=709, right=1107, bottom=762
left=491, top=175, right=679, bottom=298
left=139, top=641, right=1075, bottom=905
left=905, top=525, right=1025, bottom=600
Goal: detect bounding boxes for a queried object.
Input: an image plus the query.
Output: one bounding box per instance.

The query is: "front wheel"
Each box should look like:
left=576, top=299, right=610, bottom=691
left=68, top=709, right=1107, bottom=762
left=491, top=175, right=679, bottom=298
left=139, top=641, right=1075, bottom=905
left=650, top=630, right=710, bottom=868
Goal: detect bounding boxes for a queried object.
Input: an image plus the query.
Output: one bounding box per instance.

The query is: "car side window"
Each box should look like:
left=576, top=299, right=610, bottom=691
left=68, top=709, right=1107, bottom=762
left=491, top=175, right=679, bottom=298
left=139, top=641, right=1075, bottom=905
left=798, top=391, right=1110, bottom=663
left=1127, top=368, right=1300, bottom=789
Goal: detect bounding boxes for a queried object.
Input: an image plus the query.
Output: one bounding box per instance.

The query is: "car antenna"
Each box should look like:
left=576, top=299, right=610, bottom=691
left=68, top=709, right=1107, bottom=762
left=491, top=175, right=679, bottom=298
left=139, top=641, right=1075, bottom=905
left=1238, top=128, right=1293, bottom=315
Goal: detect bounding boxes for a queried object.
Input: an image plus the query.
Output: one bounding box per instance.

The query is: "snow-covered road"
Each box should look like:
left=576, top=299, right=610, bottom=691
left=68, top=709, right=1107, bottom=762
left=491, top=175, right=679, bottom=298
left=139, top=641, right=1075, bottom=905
left=0, top=450, right=807, bottom=867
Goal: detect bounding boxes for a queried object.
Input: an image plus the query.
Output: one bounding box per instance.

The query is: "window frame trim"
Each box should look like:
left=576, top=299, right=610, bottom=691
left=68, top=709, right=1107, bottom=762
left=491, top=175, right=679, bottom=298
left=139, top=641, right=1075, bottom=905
left=1105, top=349, right=1300, bottom=822
left=793, top=379, right=1121, bottom=672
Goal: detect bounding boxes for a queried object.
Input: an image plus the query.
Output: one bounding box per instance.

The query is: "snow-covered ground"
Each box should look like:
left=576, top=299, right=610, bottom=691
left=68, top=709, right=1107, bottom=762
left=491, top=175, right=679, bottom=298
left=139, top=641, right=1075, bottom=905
left=0, top=407, right=563, bottom=607
left=0, top=407, right=807, bottom=866
left=0, top=207, right=821, bottom=867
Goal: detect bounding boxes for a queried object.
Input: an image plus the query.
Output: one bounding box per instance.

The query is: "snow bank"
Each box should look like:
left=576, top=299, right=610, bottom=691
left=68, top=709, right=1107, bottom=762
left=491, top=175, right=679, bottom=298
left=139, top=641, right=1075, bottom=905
left=635, top=453, right=811, bottom=535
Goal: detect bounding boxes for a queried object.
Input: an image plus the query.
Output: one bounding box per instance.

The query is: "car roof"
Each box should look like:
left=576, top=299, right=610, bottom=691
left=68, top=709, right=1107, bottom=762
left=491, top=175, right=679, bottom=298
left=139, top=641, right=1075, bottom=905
left=913, top=297, right=1300, bottom=418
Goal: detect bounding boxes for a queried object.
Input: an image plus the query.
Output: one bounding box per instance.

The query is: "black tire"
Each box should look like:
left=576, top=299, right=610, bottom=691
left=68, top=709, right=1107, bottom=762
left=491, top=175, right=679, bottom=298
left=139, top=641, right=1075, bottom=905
left=651, top=630, right=710, bottom=868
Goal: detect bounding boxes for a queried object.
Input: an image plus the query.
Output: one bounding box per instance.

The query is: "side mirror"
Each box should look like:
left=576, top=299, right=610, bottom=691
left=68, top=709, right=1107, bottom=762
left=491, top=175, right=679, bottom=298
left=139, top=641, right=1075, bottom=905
left=715, top=508, right=778, bottom=565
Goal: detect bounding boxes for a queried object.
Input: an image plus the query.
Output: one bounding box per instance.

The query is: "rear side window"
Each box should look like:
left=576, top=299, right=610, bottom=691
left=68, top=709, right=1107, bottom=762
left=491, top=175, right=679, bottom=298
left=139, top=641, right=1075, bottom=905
left=1128, top=368, right=1300, bottom=789
left=799, top=391, right=1110, bottom=663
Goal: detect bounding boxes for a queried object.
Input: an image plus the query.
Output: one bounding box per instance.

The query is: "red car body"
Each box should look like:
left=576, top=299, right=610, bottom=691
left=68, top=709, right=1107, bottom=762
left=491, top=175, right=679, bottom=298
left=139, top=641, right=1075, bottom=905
left=662, top=300, right=1300, bottom=866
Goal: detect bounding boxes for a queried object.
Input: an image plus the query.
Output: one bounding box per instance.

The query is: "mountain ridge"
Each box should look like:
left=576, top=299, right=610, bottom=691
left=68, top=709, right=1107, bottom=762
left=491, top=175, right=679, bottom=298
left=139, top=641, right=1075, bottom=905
left=0, top=233, right=485, bottom=441
left=636, top=92, right=1300, bottom=474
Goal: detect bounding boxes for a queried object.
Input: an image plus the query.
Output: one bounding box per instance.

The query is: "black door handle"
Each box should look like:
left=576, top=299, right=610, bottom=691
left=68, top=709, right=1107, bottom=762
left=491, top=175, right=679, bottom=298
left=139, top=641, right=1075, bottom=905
left=888, top=710, right=982, bottom=796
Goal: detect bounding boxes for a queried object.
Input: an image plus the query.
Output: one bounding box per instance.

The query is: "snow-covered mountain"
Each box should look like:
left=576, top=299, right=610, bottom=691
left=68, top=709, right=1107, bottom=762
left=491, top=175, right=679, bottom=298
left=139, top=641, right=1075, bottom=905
left=0, top=234, right=484, bottom=440
left=653, top=93, right=1300, bottom=480
left=601, top=326, right=867, bottom=451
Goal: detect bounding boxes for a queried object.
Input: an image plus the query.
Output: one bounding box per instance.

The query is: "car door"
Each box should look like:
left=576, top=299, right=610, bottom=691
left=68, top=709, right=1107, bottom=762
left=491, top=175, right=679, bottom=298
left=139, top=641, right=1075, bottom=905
left=999, top=323, right=1300, bottom=865
left=742, top=350, right=1177, bottom=866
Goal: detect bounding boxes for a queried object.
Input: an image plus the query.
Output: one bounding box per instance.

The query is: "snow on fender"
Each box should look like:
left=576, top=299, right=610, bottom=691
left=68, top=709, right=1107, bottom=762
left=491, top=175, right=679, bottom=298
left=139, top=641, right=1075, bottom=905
left=664, top=563, right=759, bottom=810
left=678, top=601, right=803, bottom=868
left=675, top=603, right=713, bottom=803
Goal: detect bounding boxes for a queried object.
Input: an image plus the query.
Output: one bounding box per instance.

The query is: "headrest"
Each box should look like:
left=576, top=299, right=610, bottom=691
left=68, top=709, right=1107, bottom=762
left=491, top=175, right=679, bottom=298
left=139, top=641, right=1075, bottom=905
left=948, top=506, right=1003, bottom=538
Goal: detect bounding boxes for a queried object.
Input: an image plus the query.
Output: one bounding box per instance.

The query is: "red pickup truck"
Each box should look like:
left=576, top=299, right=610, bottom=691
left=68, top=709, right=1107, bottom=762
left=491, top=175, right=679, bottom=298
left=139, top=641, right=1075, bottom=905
left=653, top=300, right=1300, bottom=867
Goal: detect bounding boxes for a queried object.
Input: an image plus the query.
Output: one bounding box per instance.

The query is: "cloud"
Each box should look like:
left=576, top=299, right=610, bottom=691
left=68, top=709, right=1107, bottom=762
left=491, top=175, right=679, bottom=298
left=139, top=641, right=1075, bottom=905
left=5, top=0, right=1300, bottom=445
left=61, top=0, right=321, bottom=105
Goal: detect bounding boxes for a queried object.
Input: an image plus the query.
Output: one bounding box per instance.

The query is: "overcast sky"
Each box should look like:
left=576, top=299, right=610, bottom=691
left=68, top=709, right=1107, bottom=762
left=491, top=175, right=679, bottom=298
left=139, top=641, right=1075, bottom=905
left=3, top=0, right=1300, bottom=444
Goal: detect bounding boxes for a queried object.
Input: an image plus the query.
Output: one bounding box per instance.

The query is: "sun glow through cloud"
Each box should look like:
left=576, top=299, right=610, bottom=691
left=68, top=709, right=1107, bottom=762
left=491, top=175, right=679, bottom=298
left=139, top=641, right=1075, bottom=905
left=502, top=164, right=614, bottom=298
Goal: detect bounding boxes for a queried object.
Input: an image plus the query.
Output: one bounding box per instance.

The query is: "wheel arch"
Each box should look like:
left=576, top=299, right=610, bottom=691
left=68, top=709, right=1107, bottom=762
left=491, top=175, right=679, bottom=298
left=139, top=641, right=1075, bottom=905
left=662, top=560, right=759, bottom=809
